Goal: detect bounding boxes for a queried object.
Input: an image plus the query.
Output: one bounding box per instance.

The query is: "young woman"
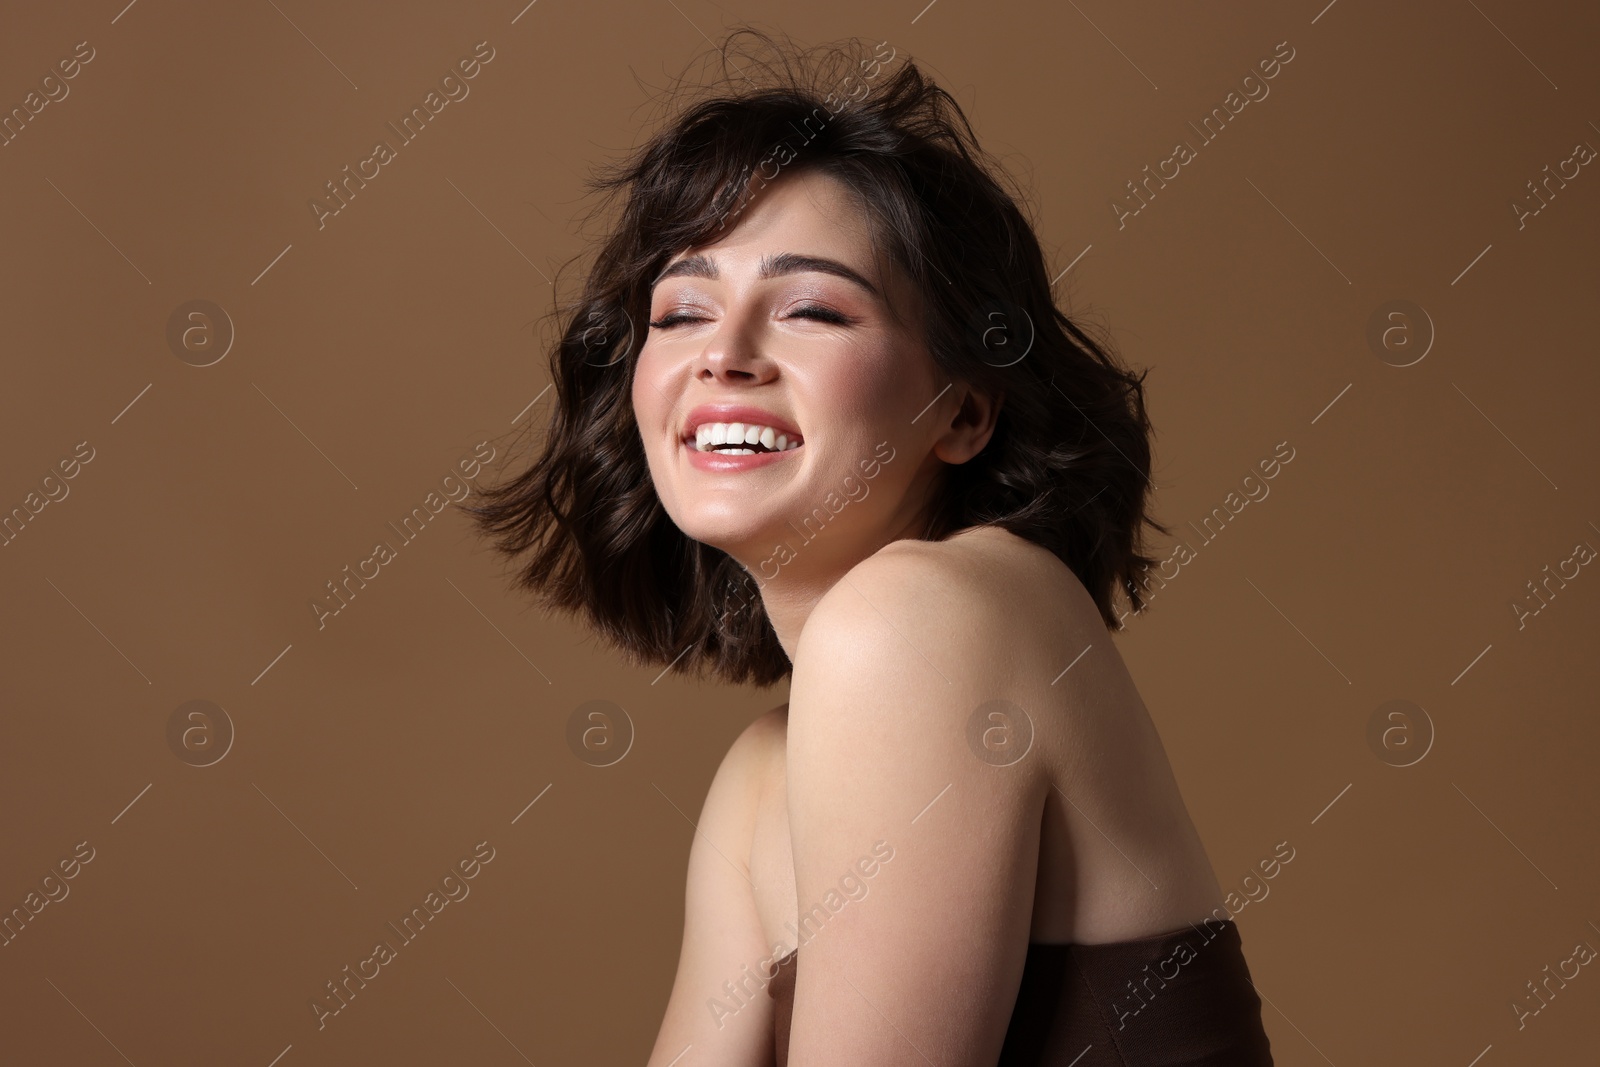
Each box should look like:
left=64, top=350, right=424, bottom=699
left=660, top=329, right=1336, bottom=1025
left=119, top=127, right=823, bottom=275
left=468, top=30, right=1275, bottom=1067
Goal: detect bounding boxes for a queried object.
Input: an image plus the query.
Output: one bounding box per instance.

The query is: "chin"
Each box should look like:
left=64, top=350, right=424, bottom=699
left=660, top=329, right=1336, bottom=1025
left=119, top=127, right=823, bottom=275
left=686, top=522, right=775, bottom=559
left=662, top=501, right=771, bottom=553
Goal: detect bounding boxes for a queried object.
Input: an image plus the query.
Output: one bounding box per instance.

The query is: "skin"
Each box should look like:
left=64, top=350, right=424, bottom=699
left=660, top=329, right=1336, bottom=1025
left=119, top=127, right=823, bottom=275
left=631, top=167, right=996, bottom=658
left=638, top=170, right=1228, bottom=1067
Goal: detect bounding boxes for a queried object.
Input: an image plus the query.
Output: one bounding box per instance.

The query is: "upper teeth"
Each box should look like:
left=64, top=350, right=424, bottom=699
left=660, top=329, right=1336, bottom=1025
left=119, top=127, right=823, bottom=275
left=693, top=422, right=801, bottom=453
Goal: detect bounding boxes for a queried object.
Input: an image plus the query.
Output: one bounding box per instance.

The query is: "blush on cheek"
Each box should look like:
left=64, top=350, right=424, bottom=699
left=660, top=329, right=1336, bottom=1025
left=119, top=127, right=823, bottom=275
left=824, top=350, right=915, bottom=430
left=629, top=370, right=667, bottom=446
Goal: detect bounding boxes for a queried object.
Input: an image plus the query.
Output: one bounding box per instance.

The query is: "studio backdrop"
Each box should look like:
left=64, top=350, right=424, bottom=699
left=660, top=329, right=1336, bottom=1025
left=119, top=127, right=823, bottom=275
left=1, top=1, right=1597, bottom=1064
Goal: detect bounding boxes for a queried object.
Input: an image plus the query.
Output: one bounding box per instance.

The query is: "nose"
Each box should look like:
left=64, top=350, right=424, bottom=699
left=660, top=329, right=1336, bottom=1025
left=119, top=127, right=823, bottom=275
left=693, top=313, right=775, bottom=385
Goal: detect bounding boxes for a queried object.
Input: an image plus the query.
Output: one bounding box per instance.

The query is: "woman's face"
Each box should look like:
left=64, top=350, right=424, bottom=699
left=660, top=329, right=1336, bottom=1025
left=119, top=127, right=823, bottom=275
left=631, top=168, right=957, bottom=575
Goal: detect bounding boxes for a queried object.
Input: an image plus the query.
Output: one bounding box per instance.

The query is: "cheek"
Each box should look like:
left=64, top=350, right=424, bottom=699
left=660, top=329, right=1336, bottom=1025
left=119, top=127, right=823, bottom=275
left=831, top=345, right=935, bottom=445
left=629, top=372, right=648, bottom=427
left=819, top=342, right=917, bottom=422
left=630, top=349, right=681, bottom=492
left=630, top=350, right=668, bottom=432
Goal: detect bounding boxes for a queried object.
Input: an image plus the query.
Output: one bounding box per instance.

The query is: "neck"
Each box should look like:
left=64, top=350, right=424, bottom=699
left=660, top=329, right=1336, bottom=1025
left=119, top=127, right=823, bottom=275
left=714, top=453, right=950, bottom=661
left=733, top=505, right=936, bottom=661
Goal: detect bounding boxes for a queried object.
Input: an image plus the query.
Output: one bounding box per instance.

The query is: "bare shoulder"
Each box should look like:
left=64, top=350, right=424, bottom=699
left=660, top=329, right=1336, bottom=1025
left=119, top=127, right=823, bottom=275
left=785, top=527, right=1227, bottom=954
left=786, top=526, right=1099, bottom=786
left=803, top=524, right=1104, bottom=652
left=778, top=536, right=1070, bottom=1062
left=733, top=702, right=788, bottom=765
left=684, top=704, right=790, bottom=875
left=792, top=525, right=1130, bottom=791
left=713, top=703, right=789, bottom=808
left=645, top=703, right=792, bottom=1065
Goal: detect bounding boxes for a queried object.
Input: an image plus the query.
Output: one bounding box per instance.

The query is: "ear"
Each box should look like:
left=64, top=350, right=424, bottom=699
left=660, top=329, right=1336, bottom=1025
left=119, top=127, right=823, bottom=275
left=932, top=384, right=1003, bottom=465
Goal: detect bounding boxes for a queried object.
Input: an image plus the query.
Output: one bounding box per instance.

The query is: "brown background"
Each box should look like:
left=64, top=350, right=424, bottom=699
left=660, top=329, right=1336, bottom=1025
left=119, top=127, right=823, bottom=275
left=2, top=0, right=1597, bottom=1064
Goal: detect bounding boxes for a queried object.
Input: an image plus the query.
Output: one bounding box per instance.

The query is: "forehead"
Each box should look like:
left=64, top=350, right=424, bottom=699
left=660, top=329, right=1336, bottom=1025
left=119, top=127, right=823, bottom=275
left=731, top=168, right=872, bottom=239
left=655, top=169, right=910, bottom=305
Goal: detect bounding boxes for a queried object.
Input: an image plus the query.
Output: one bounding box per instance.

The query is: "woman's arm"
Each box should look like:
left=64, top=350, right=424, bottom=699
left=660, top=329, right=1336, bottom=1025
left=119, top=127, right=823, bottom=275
left=783, top=547, right=1050, bottom=1067
left=646, top=708, right=786, bottom=1067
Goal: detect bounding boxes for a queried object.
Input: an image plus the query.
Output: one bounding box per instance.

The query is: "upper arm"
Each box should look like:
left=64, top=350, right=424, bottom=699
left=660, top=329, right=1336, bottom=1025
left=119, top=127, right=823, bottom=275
left=784, top=552, right=1048, bottom=1067
left=647, top=707, right=786, bottom=1067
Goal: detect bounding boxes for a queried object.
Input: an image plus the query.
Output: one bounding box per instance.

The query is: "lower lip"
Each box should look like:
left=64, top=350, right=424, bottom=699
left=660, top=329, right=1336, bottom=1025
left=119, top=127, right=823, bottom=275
left=683, top=439, right=803, bottom=472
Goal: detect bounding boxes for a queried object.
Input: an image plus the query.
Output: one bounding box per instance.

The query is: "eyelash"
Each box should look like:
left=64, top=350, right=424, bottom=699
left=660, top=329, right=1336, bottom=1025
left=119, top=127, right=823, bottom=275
left=648, top=304, right=852, bottom=329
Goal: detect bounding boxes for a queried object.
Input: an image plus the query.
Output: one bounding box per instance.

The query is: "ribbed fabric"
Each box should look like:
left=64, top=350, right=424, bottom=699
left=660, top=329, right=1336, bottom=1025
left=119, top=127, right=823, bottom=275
left=767, top=918, right=1274, bottom=1066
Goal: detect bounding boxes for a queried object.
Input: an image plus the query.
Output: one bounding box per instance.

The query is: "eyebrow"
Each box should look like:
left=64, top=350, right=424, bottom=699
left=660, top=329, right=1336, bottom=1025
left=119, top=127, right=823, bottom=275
left=651, top=251, right=881, bottom=299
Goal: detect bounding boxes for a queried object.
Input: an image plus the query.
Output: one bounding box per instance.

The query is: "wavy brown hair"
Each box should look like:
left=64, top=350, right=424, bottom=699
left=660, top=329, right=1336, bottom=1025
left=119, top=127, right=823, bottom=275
left=465, top=28, right=1168, bottom=688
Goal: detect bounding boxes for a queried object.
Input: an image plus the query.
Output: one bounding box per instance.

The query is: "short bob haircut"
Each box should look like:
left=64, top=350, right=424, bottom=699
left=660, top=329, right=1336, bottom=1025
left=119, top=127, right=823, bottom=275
left=466, top=29, right=1168, bottom=688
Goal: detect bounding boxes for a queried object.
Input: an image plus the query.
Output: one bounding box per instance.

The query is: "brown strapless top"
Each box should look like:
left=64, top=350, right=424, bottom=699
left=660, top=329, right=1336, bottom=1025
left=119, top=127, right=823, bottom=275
left=767, top=918, right=1274, bottom=1065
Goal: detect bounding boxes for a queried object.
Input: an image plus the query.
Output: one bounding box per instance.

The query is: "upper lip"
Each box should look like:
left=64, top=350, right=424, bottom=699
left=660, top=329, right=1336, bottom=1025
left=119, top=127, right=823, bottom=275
left=681, top=403, right=803, bottom=443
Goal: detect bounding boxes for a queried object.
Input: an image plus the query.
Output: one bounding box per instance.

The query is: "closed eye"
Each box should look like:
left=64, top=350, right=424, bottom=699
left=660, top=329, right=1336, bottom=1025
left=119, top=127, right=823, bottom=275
left=647, top=304, right=854, bottom=330
left=647, top=311, right=702, bottom=329
left=788, top=304, right=853, bottom=325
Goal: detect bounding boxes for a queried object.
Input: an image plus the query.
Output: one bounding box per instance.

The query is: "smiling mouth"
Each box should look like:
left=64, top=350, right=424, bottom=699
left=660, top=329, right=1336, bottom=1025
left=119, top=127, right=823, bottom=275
left=685, top=423, right=804, bottom=455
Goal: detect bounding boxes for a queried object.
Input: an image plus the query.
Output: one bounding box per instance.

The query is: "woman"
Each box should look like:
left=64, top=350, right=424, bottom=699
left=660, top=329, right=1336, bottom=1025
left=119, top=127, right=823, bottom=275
left=468, top=30, right=1275, bottom=1067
